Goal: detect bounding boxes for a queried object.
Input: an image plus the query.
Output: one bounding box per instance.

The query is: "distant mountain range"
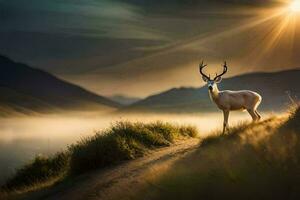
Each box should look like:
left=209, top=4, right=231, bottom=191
left=109, top=95, right=141, bottom=106
left=1, top=55, right=299, bottom=116
left=0, top=55, right=121, bottom=116
left=123, top=69, right=300, bottom=113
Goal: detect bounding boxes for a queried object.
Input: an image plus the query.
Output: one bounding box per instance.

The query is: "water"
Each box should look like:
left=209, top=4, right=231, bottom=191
left=0, top=111, right=262, bottom=185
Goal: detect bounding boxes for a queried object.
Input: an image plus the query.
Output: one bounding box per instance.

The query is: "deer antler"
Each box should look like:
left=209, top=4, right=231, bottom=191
left=199, top=61, right=211, bottom=81
left=213, top=61, right=228, bottom=81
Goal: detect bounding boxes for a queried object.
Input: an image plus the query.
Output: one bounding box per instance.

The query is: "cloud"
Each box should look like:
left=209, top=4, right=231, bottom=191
left=0, top=0, right=297, bottom=97
left=0, top=0, right=168, bottom=68
left=115, top=0, right=281, bottom=8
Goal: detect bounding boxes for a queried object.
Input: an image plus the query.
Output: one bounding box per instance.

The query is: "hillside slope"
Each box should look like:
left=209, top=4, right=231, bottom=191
left=124, top=69, right=300, bottom=113
left=0, top=55, right=121, bottom=115
left=136, top=107, right=300, bottom=200
left=6, top=108, right=299, bottom=200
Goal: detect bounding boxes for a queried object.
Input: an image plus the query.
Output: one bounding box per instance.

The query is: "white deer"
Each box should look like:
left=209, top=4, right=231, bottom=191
left=199, top=61, right=262, bottom=134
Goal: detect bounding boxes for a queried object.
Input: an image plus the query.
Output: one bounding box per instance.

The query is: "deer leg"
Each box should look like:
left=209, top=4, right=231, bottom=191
left=255, top=110, right=261, bottom=121
left=247, top=109, right=258, bottom=122
left=223, top=110, right=229, bottom=134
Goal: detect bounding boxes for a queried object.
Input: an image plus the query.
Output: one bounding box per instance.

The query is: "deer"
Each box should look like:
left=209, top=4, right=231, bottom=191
left=199, top=61, right=262, bottom=134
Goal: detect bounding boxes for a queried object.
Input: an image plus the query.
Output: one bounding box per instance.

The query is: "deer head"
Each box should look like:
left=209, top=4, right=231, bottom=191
left=199, top=61, right=228, bottom=91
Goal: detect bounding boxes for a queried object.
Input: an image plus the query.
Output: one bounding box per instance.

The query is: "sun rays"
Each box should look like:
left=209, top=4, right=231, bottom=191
left=289, top=0, right=300, bottom=12
left=216, top=2, right=300, bottom=68
left=249, top=2, right=300, bottom=67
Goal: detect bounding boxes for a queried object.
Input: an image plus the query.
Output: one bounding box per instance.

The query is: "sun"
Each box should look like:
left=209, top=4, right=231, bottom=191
left=289, top=0, right=300, bottom=12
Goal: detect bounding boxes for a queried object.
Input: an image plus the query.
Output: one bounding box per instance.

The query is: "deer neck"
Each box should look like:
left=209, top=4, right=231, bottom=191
left=209, top=85, right=220, bottom=103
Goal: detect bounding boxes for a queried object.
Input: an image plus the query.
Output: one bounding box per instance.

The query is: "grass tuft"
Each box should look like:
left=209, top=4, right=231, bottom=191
left=68, top=121, right=198, bottom=175
left=284, top=105, right=300, bottom=131
left=3, top=152, right=69, bottom=191
left=200, top=117, right=278, bottom=147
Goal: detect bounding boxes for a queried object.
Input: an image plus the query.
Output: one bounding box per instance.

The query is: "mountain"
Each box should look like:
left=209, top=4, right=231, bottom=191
left=123, top=69, right=300, bottom=113
left=0, top=55, right=121, bottom=116
left=108, top=95, right=141, bottom=106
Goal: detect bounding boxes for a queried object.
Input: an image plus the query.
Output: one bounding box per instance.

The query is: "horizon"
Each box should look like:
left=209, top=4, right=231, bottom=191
left=3, top=53, right=300, bottom=99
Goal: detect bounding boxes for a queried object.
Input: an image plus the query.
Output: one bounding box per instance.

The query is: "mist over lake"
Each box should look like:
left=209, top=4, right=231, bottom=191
left=0, top=111, right=269, bottom=185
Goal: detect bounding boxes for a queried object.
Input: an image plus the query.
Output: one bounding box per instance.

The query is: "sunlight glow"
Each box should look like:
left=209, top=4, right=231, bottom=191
left=241, top=0, right=300, bottom=67
left=289, top=0, right=300, bottom=12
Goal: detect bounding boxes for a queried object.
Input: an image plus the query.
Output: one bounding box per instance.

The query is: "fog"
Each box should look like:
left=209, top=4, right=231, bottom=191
left=0, top=111, right=273, bottom=185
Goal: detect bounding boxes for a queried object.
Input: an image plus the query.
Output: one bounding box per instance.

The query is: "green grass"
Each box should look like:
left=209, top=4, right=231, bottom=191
left=136, top=107, right=300, bottom=200
left=1, top=121, right=198, bottom=192
left=3, top=152, right=69, bottom=191
left=200, top=116, right=278, bottom=147
left=69, top=121, right=198, bottom=175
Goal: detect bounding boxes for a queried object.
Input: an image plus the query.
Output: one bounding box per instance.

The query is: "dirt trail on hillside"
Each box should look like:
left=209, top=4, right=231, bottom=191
left=21, top=138, right=200, bottom=200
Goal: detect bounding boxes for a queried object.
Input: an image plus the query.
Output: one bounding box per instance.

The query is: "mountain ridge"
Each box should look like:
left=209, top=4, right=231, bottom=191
left=122, top=68, right=300, bottom=113
left=0, top=55, right=121, bottom=115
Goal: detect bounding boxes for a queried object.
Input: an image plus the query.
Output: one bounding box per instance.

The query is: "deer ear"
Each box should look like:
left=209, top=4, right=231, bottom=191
left=215, top=76, right=222, bottom=83
left=202, top=76, right=209, bottom=82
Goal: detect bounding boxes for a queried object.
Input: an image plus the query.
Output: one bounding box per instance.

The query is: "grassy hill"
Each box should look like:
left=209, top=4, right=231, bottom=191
left=123, top=69, right=300, bottom=113
left=0, top=121, right=197, bottom=194
left=136, top=106, right=300, bottom=200
left=0, top=55, right=121, bottom=115
left=1, top=106, right=299, bottom=199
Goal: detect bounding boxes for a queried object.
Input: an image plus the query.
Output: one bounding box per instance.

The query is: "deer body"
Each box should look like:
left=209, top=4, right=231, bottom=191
left=209, top=88, right=262, bottom=111
left=199, top=61, right=262, bottom=134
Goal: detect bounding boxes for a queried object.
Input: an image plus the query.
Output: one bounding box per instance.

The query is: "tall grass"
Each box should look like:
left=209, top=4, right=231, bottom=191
left=1, top=121, right=198, bottom=192
left=69, top=121, right=197, bottom=175
left=136, top=107, right=300, bottom=200
left=200, top=116, right=278, bottom=147
left=3, top=152, right=69, bottom=191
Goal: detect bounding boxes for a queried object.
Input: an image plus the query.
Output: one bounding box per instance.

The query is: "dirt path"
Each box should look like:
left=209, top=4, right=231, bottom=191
left=21, top=138, right=200, bottom=200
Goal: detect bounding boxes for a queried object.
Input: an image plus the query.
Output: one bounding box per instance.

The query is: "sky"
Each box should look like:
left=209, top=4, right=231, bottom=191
left=0, top=0, right=299, bottom=97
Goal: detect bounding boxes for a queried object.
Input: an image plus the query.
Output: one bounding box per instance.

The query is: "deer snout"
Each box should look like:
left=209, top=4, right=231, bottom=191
left=208, top=86, right=213, bottom=91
